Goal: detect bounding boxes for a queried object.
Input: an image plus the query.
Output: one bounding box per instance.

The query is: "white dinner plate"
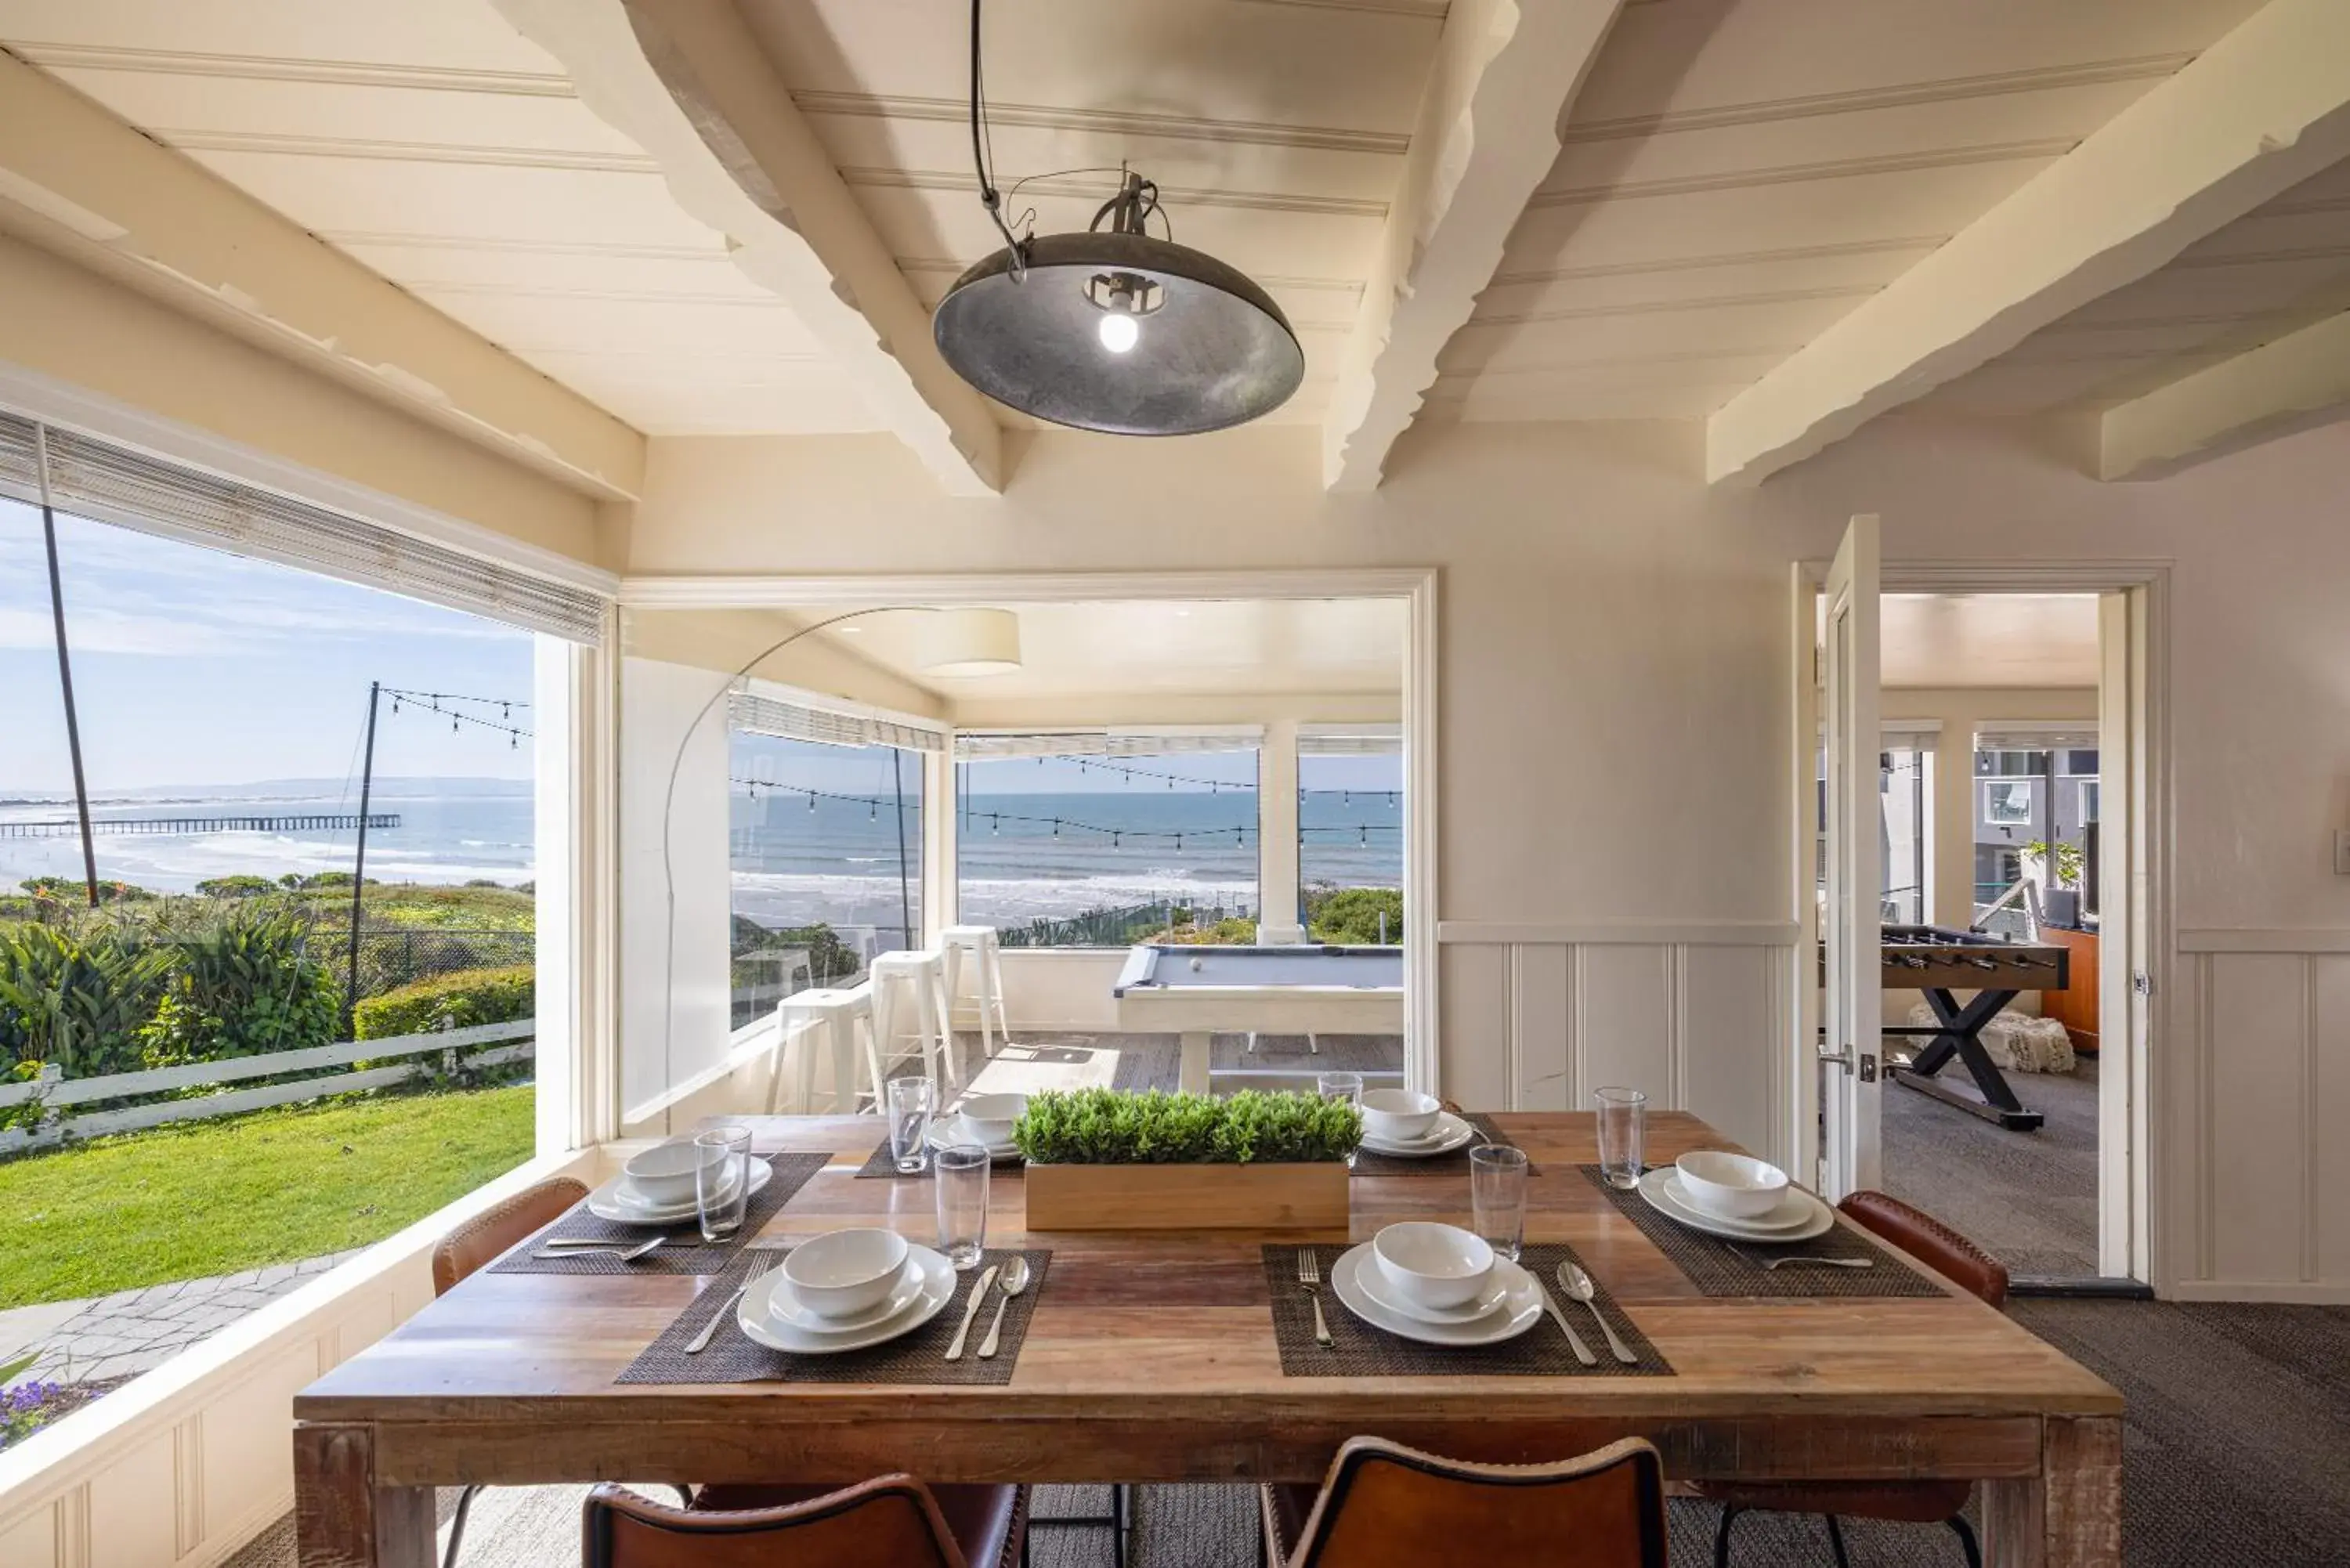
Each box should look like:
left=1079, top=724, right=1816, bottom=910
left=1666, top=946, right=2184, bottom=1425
left=1636, top=1166, right=1833, bottom=1243
left=765, top=1257, right=931, bottom=1335
left=585, top=1157, right=772, bottom=1225
left=927, top=1121, right=1020, bottom=1161
left=1350, top=1255, right=1512, bottom=1327
left=1358, top=1111, right=1478, bottom=1159
left=738, top=1243, right=956, bottom=1354
left=1330, top=1243, right=1542, bottom=1347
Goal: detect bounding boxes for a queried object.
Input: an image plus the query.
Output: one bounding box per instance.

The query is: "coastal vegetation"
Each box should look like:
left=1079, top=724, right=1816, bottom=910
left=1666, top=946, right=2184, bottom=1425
left=1013, top=1087, right=1362, bottom=1165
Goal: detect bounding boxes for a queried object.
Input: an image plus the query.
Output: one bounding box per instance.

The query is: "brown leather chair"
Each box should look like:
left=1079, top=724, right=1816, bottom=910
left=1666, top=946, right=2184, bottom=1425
left=1262, top=1436, right=1668, bottom=1568
left=429, top=1175, right=588, bottom=1296
left=1696, top=1190, right=2010, bottom=1568
left=587, top=1477, right=1028, bottom=1568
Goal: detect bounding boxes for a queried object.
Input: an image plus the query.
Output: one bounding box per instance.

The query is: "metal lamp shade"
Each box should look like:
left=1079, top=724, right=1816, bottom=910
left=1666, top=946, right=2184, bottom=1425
left=933, top=230, right=1305, bottom=436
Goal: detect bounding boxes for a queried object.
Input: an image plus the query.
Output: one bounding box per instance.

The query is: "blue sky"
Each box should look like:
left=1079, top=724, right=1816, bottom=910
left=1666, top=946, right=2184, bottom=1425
left=0, top=498, right=534, bottom=796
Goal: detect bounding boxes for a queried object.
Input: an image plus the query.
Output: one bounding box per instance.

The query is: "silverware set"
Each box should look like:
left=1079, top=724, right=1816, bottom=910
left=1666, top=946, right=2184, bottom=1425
left=1300, top=1247, right=1642, bottom=1367
left=943, top=1258, right=1029, bottom=1361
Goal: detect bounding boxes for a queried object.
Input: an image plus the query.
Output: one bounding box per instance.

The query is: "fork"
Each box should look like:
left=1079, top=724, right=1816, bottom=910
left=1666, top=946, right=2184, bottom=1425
left=1741, top=1248, right=1874, bottom=1271
left=1298, top=1249, right=1333, bottom=1348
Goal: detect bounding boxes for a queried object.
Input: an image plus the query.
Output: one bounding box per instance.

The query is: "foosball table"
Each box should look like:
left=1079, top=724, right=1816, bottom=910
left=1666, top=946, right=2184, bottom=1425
left=1877, top=924, right=2070, bottom=1132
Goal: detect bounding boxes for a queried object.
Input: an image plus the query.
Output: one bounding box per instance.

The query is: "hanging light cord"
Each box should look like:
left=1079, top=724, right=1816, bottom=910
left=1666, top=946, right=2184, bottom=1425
left=968, top=0, right=1027, bottom=279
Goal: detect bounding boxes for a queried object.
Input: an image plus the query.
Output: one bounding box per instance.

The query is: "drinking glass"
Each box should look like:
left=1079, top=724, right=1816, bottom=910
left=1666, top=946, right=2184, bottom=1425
left=693, top=1125, right=753, bottom=1242
left=1469, top=1145, right=1528, bottom=1263
left=934, top=1143, right=990, bottom=1270
left=1594, top=1086, right=1647, bottom=1190
left=888, top=1075, right=935, bottom=1174
left=1317, top=1071, right=1364, bottom=1164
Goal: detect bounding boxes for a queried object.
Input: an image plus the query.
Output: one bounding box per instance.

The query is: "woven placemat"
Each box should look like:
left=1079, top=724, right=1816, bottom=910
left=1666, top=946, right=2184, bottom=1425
left=1581, top=1167, right=1945, bottom=1298
left=616, top=1247, right=1050, bottom=1385
left=1260, top=1242, right=1669, bottom=1378
left=1350, top=1112, right=1533, bottom=1178
left=489, top=1154, right=830, bottom=1276
left=852, top=1137, right=1023, bottom=1180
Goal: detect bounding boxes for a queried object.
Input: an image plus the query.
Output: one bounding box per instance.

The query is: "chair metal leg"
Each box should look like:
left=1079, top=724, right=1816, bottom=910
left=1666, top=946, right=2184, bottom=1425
left=1028, top=1482, right=1130, bottom=1568
left=1823, top=1514, right=1851, bottom=1568
left=1712, top=1505, right=1741, bottom=1568
left=1950, top=1514, right=1983, bottom=1568
left=441, top=1485, right=479, bottom=1568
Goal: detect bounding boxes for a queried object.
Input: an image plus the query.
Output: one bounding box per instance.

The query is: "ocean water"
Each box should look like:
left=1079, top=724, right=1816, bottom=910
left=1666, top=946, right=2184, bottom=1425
left=0, top=784, right=1403, bottom=932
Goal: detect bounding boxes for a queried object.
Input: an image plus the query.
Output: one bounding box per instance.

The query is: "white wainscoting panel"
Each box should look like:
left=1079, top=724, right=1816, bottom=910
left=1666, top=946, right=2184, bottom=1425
left=1437, top=923, right=1796, bottom=1169
left=2171, top=931, right=2350, bottom=1301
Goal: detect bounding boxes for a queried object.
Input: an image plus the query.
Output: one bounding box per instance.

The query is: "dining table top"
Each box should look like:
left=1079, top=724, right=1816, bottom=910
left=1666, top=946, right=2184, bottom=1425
left=298, top=1110, right=2118, bottom=1433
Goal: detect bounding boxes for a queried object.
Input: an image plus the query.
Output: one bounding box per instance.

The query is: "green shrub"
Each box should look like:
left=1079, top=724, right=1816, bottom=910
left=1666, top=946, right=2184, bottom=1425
left=0, top=920, right=170, bottom=1075
left=136, top=901, right=339, bottom=1065
left=1013, top=1088, right=1360, bottom=1165
left=354, top=964, right=534, bottom=1041
left=1308, top=886, right=1403, bottom=945
left=1160, top=916, right=1260, bottom=945
left=19, top=876, right=153, bottom=905
left=194, top=875, right=277, bottom=898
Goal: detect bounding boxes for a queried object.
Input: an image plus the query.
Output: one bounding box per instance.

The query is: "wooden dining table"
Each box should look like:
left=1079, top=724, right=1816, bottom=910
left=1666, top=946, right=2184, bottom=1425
left=292, top=1111, right=2121, bottom=1567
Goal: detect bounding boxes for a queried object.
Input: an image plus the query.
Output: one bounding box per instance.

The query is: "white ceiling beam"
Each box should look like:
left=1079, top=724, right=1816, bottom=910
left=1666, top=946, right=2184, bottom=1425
left=496, top=0, right=1005, bottom=497
left=0, top=48, right=645, bottom=500
left=1321, top=0, right=1625, bottom=492
left=2098, top=309, right=2350, bottom=479
left=1706, top=0, right=2350, bottom=487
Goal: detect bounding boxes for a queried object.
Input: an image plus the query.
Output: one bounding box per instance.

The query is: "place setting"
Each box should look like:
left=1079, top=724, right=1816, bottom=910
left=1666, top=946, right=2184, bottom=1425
left=624, top=1125, right=1049, bottom=1386
left=1264, top=1134, right=1668, bottom=1378
left=1341, top=1086, right=1526, bottom=1176
left=1574, top=1088, right=1941, bottom=1299
left=855, top=1080, right=1029, bottom=1178
left=493, top=1129, right=830, bottom=1276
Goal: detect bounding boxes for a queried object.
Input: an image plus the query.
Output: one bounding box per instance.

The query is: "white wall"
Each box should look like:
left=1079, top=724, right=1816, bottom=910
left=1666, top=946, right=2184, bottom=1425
left=629, top=414, right=2350, bottom=1300
left=617, top=656, right=732, bottom=1125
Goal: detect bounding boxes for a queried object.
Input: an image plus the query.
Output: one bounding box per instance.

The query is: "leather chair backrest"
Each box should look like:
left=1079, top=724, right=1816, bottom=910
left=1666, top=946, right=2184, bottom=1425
left=1839, top=1190, right=2009, bottom=1307
left=1289, top=1436, right=1668, bottom=1568
left=430, top=1176, right=589, bottom=1296
left=584, top=1479, right=967, bottom=1568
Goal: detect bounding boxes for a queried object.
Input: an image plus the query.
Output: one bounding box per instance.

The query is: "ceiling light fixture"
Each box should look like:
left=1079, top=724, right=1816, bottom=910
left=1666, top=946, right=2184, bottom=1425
left=916, top=606, right=1024, bottom=677
left=931, top=0, right=1303, bottom=436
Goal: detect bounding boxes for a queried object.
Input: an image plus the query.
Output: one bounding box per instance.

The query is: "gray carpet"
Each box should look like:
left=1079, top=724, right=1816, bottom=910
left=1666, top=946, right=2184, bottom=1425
left=1883, top=1052, right=2101, bottom=1280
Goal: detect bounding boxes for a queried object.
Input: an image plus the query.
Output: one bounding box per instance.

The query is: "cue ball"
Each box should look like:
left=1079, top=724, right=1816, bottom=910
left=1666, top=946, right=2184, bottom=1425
left=1188, top=956, right=1203, bottom=971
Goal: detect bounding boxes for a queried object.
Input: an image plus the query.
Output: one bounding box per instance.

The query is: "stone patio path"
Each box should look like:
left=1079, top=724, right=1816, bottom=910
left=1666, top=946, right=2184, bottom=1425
left=4, top=1249, right=363, bottom=1386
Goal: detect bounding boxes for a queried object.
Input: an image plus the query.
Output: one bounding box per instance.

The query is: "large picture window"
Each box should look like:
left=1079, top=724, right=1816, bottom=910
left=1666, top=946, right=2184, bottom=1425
left=956, top=733, right=1259, bottom=946
left=727, top=727, right=927, bottom=1027
left=1298, top=727, right=1403, bottom=944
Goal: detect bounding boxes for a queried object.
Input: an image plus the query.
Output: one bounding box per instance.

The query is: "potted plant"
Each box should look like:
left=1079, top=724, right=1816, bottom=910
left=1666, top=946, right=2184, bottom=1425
left=1013, top=1088, right=1361, bottom=1230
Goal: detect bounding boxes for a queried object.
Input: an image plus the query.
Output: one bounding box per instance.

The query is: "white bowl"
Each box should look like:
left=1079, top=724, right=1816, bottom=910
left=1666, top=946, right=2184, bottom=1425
left=1359, top=1088, right=1442, bottom=1143
left=1371, top=1222, right=1495, bottom=1312
left=782, top=1228, right=912, bottom=1320
left=623, top=1140, right=725, bottom=1206
left=1673, top=1151, right=1789, bottom=1221
left=955, top=1093, right=1029, bottom=1147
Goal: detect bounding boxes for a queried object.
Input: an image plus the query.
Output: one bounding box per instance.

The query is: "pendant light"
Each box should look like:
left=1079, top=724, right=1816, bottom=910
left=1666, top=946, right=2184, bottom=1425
left=931, top=1, right=1304, bottom=436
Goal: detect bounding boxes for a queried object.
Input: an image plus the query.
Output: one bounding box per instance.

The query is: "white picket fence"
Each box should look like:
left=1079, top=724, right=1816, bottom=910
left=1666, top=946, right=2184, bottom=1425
left=0, top=1017, right=534, bottom=1154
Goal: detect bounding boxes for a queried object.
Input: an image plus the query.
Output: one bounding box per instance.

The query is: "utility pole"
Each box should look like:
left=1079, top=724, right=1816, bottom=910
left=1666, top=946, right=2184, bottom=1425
left=34, top=427, right=101, bottom=910
left=345, top=681, right=381, bottom=1036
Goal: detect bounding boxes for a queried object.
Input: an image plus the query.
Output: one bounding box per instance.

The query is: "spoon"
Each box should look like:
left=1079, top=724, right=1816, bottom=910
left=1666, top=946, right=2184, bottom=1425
left=685, top=1284, right=748, bottom=1354
left=1556, top=1260, right=1638, bottom=1365
left=977, top=1255, right=1031, bottom=1360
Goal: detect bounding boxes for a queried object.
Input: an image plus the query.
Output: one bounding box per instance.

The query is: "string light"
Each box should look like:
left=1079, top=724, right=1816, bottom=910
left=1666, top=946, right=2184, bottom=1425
left=380, top=688, right=533, bottom=746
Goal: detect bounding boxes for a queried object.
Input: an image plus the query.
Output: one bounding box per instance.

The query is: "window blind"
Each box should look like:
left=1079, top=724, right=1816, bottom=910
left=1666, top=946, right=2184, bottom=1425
left=0, top=411, right=609, bottom=644
left=1298, top=723, right=1401, bottom=756
left=953, top=727, right=1263, bottom=761
left=728, top=690, right=945, bottom=753
left=1975, top=724, right=2099, bottom=751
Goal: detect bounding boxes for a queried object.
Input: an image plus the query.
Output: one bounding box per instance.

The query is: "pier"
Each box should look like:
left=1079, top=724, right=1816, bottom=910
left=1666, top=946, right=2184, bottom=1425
left=0, top=813, right=400, bottom=840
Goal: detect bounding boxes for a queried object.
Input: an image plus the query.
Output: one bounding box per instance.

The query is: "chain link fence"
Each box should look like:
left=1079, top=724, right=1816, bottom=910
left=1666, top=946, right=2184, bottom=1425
left=312, top=927, right=535, bottom=1000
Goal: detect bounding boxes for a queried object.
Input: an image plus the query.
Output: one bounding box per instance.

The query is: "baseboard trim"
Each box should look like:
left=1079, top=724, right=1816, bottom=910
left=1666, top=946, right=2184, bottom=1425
left=2011, top=1276, right=2154, bottom=1300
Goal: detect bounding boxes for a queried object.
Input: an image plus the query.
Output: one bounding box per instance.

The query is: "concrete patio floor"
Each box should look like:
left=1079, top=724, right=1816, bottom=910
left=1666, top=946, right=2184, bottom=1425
left=2, top=1248, right=361, bottom=1387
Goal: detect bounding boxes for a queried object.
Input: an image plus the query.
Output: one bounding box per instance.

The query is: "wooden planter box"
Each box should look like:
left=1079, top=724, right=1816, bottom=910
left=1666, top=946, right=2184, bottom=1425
left=1022, top=1161, right=1350, bottom=1231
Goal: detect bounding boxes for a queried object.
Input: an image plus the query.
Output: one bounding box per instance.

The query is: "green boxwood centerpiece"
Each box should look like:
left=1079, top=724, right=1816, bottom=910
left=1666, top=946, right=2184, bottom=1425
left=1012, top=1087, right=1361, bottom=1166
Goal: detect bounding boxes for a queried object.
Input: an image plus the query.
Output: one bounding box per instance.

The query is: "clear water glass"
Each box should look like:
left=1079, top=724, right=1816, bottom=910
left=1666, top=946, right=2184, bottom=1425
left=1317, top=1070, right=1364, bottom=1164
left=888, top=1075, right=935, bottom=1174
left=693, top=1125, right=753, bottom=1242
left=1594, top=1086, right=1647, bottom=1190
left=934, top=1143, right=990, bottom=1270
left=1469, top=1145, right=1528, bottom=1263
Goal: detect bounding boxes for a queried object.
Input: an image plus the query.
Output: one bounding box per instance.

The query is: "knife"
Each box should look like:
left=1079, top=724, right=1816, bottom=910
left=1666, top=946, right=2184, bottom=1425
left=942, top=1264, right=999, bottom=1362
left=1535, top=1278, right=1598, bottom=1367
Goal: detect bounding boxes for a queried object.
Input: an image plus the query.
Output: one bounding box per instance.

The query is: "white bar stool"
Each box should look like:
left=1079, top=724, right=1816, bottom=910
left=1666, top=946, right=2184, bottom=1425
left=769, top=985, right=883, bottom=1115
left=870, top=949, right=961, bottom=1093
left=939, top=924, right=1013, bottom=1064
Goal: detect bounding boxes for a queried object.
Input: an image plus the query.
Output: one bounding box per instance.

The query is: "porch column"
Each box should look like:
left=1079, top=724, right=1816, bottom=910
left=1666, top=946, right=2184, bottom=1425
left=1259, top=717, right=1304, bottom=943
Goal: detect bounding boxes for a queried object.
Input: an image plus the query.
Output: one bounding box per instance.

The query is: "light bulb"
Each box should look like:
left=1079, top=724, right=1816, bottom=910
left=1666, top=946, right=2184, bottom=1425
left=1097, top=311, right=1140, bottom=354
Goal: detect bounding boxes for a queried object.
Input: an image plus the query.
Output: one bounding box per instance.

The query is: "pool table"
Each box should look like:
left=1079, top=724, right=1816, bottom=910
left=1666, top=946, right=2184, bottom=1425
left=1112, top=943, right=1405, bottom=1093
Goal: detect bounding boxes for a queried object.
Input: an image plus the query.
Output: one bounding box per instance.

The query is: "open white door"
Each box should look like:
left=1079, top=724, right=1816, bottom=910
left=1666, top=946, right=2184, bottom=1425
left=1819, top=515, right=1882, bottom=1199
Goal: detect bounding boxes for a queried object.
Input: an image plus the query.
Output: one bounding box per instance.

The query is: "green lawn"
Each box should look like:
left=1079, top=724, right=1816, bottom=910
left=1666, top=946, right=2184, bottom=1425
left=0, top=1086, right=535, bottom=1308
